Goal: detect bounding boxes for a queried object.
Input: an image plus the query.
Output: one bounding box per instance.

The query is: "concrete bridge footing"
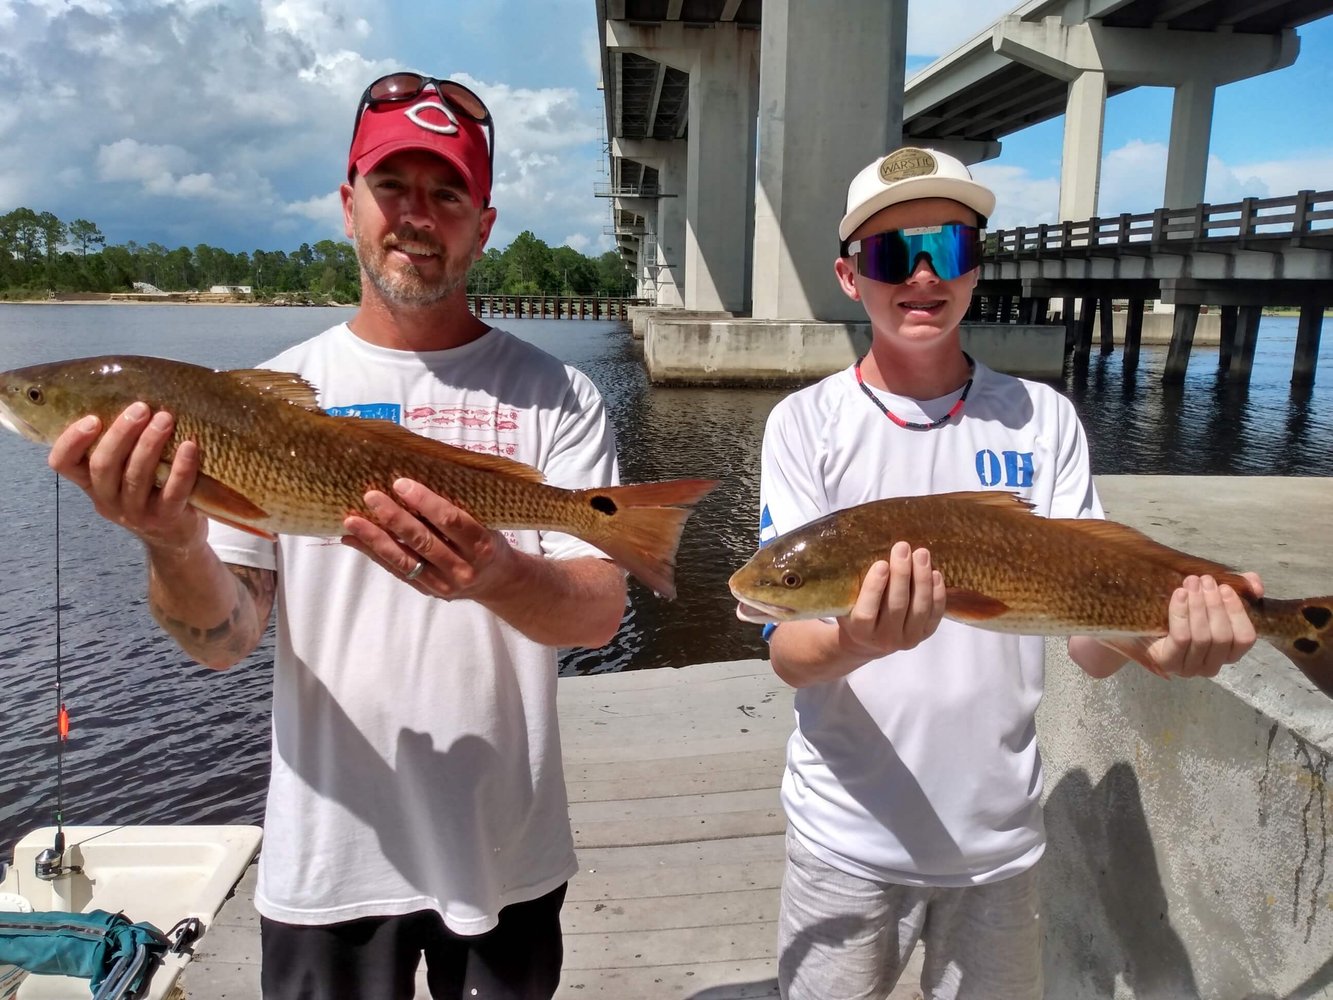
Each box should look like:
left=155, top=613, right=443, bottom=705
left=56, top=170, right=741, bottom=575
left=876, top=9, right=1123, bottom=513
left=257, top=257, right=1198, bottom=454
left=635, top=311, right=1066, bottom=384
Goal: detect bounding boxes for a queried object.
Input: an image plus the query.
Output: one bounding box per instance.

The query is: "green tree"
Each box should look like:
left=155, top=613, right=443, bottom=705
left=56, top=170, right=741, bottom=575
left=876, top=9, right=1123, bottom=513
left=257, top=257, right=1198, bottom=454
left=595, top=250, right=635, bottom=296
left=467, top=247, right=504, bottom=295
left=2, top=208, right=43, bottom=265
left=550, top=245, right=597, bottom=294
left=68, top=219, right=105, bottom=257
left=37, top=211, right=66, bottom=266
left=503, top=230, right=554, bottom=294
left=0, top=204, right=639, bottom=303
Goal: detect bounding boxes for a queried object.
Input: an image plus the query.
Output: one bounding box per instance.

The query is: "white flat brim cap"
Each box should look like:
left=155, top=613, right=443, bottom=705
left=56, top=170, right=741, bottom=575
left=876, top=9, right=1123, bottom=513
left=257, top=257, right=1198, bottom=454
left=839, top=147, right=996, bottom=242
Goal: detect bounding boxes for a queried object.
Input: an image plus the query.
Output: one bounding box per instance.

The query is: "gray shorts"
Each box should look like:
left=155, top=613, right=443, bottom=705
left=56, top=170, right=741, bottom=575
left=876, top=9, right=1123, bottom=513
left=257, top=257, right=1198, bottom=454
left=778, top=831, right=1042, bottom=1000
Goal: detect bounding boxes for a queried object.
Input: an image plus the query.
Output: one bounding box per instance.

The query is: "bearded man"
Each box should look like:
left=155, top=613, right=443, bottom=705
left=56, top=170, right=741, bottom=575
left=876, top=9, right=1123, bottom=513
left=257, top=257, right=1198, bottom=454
left=45, top=72, right=628, bottom=1000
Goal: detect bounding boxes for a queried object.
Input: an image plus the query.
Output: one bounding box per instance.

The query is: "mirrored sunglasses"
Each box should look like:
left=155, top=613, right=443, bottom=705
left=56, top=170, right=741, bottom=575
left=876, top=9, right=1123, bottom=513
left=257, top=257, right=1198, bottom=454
left=841, top=223, right=984, bottom=283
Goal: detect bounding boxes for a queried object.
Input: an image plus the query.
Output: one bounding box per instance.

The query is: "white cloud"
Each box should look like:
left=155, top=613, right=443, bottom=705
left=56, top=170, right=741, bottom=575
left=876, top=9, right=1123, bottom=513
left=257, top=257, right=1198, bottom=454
left=1097, top=139, right=1169, bottom=216
left=974, top=137, right=1333, bottom=232
left=1213, top=153, right=1333, bottom=199
left=971, top=162, right=1061, bottom=231
left=96, top=139, right=196, bottom=185
left=283, top=191, right=347, bottom=241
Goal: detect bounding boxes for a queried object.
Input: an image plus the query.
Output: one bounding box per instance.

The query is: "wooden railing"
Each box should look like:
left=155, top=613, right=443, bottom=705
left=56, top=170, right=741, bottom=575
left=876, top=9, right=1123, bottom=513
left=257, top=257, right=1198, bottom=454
left=987, top=190, right=1333, bottom=259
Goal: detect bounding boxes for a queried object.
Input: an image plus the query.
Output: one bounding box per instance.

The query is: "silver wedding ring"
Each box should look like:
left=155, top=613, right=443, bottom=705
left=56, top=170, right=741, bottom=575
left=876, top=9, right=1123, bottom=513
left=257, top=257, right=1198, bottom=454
left=403, top=559, right=426, bottom=582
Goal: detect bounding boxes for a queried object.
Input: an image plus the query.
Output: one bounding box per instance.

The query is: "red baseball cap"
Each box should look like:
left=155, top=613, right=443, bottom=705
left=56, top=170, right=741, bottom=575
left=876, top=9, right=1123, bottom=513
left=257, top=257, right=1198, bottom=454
left=347, top=94, right=492, bottom=207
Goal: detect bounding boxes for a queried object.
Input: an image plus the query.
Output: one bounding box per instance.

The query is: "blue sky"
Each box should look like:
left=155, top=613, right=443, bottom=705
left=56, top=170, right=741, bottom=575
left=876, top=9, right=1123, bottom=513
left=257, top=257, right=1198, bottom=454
left=2, top=0, right=1330, bottom=256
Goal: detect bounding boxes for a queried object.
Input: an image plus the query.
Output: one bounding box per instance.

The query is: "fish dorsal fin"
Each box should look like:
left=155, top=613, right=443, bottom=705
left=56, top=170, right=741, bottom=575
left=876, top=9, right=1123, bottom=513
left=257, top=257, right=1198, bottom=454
left=228, top=369, right=324, bottom=411
left=940, top=490, right=1036, bottom=512
left=1057, top=517, right=1255, bottom=596
left=342, top=417, right=547, bottom=484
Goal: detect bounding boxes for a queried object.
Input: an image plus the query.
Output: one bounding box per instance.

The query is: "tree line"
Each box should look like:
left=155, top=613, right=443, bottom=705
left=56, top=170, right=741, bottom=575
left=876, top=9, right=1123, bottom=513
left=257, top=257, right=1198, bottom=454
left=0, top=207, right=637, bottom=303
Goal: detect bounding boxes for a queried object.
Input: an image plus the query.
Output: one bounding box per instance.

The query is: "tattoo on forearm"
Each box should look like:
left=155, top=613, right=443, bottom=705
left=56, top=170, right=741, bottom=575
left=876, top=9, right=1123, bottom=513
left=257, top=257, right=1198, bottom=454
left=151, top=564, right=276, bottom=663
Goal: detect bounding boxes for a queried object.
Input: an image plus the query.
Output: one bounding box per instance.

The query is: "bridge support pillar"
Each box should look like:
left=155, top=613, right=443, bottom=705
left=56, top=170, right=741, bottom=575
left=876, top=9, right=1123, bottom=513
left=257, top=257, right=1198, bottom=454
left=685, top=30, right=759, bottom=314
left=1098, top=297, right=1114, bottom=355
left=1060, top=71, right=1105, bottom=222
left=1218, top=306, right=1238, bottom=371
left=1293, top=304, right=1324, bottom=387
left=607, top=21, right=759, bottom=314
left=614, top=140, right=688, bottom=308
left=1165, top=80, right=1216, bottom=209
left=1231, top=305, right=1263, bottom=383
left=1123, top=299, right=1145, bottom=372
left=750, top=0, right=906, bottom=322
left=1163, top=304, right=1200, bottom=384
left=1074, top=296, right=1096, bottom=360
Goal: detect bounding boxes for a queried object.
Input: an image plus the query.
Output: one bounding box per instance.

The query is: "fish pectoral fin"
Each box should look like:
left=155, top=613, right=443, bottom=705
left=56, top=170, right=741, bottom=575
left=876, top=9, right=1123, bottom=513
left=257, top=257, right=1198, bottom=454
left=191, top=474, right=277, bottom=540
left=944, top=588, right=1010, bottom=620
left=227, top=369, right=324, bottom=411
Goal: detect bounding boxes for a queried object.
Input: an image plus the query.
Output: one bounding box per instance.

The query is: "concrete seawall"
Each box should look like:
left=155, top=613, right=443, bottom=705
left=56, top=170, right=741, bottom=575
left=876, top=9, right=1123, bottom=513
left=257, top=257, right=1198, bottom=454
left=183, top=475, right=1333, bottom=999
left=1039, top=476, right=1333, bottom=1000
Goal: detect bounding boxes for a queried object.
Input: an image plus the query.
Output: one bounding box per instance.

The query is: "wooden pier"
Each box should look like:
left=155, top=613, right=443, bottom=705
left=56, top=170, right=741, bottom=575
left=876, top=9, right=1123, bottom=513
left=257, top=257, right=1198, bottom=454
left=180, top=658, right=929, bottom=998
left=977, top=189, right=1332, bottom=385
left=470, top=294, right=649, bottom=320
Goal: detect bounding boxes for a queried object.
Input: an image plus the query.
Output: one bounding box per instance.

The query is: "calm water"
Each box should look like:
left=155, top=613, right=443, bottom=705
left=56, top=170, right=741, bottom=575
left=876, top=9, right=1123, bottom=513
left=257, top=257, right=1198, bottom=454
left=1, top=303, right=1330, bottom=859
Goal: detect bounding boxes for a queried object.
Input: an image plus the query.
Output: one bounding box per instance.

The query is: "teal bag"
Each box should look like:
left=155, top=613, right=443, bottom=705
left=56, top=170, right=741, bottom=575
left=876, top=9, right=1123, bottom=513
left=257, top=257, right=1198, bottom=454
left=0, top=909, right=167, bottom=998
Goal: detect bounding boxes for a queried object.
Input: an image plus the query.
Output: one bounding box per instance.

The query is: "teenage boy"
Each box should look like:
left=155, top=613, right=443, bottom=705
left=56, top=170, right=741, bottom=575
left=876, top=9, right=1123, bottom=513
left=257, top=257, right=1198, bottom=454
left=755, top=146, right=1262, bottom=1000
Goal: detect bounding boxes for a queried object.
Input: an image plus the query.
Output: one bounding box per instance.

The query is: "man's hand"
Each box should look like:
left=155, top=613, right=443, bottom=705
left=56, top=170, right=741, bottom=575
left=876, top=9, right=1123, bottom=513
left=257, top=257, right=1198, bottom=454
left=48, top=403, right=205, bottom=553
left=342, top=478, right=519, bottom=602
left=837, top=541, right=947, bottom=660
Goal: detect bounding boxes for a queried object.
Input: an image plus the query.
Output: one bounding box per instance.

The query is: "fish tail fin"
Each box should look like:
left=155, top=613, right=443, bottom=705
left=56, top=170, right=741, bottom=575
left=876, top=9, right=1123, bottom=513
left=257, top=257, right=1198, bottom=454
left=581, top=479, right=720, bottom=600
left=1258, top=596, right=1333, bottom=698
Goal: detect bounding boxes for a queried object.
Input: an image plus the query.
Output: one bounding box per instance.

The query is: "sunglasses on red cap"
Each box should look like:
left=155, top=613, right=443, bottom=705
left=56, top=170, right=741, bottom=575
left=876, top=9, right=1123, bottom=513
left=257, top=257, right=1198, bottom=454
left=841, top=223, right=984, bottom=284
left=352, top=73, right=495, bottom=189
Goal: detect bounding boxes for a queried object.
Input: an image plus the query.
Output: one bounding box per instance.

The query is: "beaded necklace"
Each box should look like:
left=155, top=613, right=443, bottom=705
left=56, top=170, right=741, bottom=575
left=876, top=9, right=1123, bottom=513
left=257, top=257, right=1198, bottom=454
left=854, top=353, right=975, bottom=431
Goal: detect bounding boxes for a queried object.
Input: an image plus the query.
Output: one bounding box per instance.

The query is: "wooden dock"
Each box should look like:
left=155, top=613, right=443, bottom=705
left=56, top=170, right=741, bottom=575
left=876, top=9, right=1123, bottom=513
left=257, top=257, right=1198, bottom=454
left=470, top=294, right=649, bottom=320
left=181, top=658, right=923, bottom=999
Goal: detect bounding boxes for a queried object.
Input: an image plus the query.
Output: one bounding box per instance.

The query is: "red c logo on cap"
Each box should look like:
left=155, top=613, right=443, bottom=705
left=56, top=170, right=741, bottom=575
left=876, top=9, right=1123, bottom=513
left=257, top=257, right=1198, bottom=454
left=406, top=99, right=460, bottom=136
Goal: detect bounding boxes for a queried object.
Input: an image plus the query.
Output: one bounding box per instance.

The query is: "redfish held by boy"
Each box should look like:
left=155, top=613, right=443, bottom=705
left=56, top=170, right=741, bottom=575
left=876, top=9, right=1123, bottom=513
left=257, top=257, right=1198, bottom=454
left=0, top=355, right=719, bottom=599
left=728, top=491, right=1333, bottom=697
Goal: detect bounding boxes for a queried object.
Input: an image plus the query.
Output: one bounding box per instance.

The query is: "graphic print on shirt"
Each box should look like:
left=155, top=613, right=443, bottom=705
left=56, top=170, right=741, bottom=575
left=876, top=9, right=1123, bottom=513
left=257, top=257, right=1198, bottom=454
left=976, top=449, right=1034, bottom=489
left=326, top=402, right=401, bottom=423
left=403, top=403, right=523, bottom=458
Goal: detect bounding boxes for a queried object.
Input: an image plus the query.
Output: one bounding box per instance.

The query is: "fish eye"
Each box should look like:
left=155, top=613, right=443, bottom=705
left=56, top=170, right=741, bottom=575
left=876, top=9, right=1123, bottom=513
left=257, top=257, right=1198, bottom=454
left=25, top=386, right=43, bottom=404
left=781, top=572, right=802, bottom=589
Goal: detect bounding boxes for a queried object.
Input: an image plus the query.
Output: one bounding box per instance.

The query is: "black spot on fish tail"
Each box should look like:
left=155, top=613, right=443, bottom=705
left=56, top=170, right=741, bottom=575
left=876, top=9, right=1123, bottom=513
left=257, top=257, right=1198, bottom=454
left=1302, top=605, right=1332, bottom=630
left=590, top=494, right=618, bottom=516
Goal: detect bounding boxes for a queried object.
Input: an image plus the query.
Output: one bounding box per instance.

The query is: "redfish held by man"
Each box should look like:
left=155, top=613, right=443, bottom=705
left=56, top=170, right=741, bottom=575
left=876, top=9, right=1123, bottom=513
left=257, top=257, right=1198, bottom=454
left=728, top=490, right=1333, bottom=698
left=0, top=355, right=719, bottom=599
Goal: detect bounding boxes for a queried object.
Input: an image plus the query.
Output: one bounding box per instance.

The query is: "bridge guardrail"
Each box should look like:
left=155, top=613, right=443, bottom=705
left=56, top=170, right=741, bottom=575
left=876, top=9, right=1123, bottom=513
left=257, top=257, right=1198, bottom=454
left=988, top=189, right=1333, bottom=259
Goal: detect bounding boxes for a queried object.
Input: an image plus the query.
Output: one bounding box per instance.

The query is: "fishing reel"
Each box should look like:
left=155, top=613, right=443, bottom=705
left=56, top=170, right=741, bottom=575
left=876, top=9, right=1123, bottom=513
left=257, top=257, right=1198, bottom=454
left=34, top=832, right=82, bottom=882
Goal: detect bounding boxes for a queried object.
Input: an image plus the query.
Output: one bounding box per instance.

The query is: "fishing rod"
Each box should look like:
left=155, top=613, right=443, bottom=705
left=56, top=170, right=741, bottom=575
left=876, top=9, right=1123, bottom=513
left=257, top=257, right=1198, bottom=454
left=35, top=474, right=80, bottom=883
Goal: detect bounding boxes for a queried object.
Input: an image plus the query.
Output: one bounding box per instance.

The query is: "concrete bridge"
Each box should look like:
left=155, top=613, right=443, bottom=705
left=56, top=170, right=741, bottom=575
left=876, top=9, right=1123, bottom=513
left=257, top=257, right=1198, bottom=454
left=596, top=0, right=1333, bottom=386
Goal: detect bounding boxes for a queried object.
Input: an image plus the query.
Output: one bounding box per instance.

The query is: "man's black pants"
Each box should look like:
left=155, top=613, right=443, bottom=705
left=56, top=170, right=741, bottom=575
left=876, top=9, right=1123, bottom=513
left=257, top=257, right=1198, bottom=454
left=259, top=883, right=567, bottom=1000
